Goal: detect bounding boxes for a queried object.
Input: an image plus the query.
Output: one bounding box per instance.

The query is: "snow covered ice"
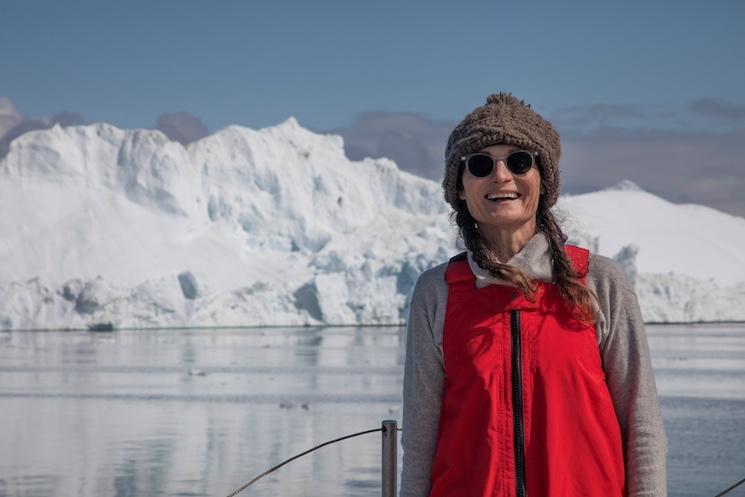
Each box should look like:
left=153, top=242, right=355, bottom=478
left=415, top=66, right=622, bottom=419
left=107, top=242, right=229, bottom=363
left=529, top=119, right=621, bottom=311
left=1, top=119, right=744, bottom=329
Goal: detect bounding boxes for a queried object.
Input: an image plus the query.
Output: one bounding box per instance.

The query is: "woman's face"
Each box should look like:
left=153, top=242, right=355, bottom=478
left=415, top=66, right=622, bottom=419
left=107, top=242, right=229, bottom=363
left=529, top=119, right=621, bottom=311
left=458, top=144, right=542, bottom=235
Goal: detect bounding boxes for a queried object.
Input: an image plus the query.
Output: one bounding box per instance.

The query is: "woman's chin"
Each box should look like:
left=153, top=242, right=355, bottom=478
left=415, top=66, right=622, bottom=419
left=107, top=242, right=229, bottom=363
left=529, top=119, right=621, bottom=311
left=478, top=215, right=533, bottom=231
left=479, top=208, right=528, bottom=226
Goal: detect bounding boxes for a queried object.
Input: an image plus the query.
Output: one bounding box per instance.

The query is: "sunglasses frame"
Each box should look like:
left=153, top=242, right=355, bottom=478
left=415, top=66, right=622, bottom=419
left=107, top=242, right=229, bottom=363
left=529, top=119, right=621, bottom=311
left=461, top=150, right=539, bottom=177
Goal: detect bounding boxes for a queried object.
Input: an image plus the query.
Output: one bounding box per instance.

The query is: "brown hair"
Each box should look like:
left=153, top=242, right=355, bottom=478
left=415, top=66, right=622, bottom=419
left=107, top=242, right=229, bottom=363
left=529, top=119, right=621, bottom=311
left=454, top=160, right=596, bottom=323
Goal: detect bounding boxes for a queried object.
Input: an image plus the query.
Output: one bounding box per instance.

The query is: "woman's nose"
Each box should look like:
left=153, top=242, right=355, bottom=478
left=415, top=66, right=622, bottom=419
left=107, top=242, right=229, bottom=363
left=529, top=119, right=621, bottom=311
left=492, top=160, right=513, bottom=182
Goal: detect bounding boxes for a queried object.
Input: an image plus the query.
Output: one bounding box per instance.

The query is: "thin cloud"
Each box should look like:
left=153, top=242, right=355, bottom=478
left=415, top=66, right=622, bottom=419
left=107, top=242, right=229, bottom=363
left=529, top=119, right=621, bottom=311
left=154, top=112, right=210, bottom=145
left=553, top=102, right=648, bottom=129
left=689, top=98, right=745, bottom=121
left=0, top=96, right=22, bottom=138
left=0, top=103, right=85, bottom=159
left=324, top=111, right=454, bottom=180
left=557, top=102, right=648, bottom=119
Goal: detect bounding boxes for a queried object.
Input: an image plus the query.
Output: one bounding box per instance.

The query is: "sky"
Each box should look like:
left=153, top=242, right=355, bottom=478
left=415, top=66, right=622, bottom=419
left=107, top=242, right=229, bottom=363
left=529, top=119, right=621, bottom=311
left=1, top=0, right=744, bottom=215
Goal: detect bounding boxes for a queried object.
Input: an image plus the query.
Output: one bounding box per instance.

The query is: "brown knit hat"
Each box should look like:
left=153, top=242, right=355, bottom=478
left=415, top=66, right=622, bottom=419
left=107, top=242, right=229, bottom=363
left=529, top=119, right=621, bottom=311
left=443, top=92, right=561, bottom=208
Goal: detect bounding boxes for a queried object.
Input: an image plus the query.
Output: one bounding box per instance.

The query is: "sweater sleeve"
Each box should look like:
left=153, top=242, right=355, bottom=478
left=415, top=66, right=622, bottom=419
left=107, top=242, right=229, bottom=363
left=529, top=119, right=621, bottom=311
left=588, top=255, right=668, bottom=497
left=400, top=265, right=447, bottom=497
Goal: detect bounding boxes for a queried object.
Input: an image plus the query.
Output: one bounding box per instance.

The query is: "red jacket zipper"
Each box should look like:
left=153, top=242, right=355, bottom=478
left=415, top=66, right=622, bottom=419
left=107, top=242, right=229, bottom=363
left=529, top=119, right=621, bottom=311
left=511, top=310, right=527, bottom=497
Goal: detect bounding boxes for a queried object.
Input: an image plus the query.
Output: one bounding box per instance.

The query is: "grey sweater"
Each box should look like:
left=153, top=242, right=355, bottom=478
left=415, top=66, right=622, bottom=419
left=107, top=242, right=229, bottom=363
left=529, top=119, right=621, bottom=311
left=400, top=233, right=667, bottom=497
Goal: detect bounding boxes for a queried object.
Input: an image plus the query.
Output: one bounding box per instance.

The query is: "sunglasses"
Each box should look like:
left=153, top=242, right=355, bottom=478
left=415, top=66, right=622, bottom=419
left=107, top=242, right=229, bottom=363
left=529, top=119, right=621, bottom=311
left=461, top=150, right=539, bottom=177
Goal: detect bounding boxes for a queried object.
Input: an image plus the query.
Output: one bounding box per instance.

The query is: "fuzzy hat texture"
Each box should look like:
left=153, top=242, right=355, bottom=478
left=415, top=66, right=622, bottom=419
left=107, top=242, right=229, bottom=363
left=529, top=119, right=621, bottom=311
left=442, top=93, right=561, bottom=209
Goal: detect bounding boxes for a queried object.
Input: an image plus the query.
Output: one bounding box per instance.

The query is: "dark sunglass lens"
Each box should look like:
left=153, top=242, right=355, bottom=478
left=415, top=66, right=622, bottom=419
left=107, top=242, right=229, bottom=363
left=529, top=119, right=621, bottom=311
left=506, top=151, right=533, bottom=175
left=467, top=154, right=494, bottom=177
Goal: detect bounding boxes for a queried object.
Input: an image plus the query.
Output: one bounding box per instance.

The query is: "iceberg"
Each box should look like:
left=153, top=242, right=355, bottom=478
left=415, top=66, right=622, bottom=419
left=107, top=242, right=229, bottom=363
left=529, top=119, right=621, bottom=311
left=1, top=120, right=743, bottom=329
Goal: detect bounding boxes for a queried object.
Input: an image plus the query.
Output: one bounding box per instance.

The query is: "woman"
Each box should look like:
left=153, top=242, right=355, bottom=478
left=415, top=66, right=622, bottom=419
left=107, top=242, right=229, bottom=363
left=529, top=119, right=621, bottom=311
left=400, top=93, right=667, bottom=497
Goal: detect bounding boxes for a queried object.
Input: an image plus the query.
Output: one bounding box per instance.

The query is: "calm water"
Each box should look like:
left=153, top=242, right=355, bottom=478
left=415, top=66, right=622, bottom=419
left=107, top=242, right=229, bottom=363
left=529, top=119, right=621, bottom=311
left=0, top=324, right=743, bottom=497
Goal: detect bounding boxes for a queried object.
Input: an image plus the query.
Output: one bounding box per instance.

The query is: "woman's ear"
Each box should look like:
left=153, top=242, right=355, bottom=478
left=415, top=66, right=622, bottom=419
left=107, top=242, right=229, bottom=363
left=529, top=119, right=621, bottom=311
left=458, top=190, right=466, bottom=200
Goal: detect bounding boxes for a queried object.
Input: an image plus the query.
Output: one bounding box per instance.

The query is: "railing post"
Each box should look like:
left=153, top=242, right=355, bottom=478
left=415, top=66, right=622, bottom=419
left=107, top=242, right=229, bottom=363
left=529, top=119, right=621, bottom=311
left=382, top=419, right=398, bottom=497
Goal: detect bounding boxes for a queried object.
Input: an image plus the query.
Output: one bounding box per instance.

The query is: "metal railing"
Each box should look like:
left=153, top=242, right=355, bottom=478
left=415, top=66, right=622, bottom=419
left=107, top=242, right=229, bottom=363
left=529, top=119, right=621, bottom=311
left=225, top=419, right=399, bottom=497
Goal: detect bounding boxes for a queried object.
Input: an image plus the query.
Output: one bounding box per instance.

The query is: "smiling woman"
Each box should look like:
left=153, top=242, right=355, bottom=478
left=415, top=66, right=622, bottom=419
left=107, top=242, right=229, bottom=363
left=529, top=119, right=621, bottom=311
left=400, top=93, right=668, bottom=497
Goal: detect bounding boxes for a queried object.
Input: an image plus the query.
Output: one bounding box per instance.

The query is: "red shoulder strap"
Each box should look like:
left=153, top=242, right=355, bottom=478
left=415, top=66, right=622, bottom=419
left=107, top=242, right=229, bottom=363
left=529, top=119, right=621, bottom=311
left=445, top=252, right=474, bottom=284
left=565, top=245, right=590, bottom=281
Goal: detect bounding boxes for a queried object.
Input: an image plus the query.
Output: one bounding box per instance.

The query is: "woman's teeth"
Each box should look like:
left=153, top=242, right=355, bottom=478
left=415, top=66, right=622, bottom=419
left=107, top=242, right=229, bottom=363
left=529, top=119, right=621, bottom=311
left=485, top=192, right=520, bottom=201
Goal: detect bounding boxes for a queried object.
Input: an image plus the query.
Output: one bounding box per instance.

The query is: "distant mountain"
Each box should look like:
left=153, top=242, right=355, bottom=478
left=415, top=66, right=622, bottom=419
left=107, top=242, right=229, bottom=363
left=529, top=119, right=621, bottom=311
left=1, top=120, right=743, bottom=329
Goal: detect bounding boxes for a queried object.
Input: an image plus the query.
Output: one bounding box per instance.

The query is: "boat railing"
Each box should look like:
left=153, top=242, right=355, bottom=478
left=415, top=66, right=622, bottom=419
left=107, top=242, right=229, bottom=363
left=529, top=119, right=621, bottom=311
left=225, top=419, right=399, bottom=497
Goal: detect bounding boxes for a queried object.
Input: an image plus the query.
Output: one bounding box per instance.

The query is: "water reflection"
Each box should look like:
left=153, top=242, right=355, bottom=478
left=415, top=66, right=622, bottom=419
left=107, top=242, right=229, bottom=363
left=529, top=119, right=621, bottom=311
left=0, top=325, right=742, bottom=497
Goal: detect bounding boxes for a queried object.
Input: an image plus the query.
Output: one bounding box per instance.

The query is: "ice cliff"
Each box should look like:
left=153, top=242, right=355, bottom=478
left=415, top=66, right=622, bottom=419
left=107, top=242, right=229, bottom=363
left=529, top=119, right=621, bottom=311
left=1, top=120, right=743, bottom=329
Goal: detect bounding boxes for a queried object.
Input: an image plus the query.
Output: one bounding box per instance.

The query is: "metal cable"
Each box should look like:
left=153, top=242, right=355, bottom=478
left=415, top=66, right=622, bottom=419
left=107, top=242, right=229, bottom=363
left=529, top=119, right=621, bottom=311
left=713, top=477, right=745, bottom=497
left=225, top=427, right=401, bottom=497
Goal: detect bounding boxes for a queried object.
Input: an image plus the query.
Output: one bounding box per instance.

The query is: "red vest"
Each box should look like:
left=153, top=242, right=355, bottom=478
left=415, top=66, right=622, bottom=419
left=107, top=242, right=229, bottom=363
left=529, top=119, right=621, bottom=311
left=429, top=246, right=626, bottom=497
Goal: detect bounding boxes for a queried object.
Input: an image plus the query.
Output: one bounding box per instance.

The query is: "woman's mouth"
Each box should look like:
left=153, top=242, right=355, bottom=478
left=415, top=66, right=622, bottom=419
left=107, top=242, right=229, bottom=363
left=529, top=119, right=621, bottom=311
left=485, top=192, right=521, bottom=202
